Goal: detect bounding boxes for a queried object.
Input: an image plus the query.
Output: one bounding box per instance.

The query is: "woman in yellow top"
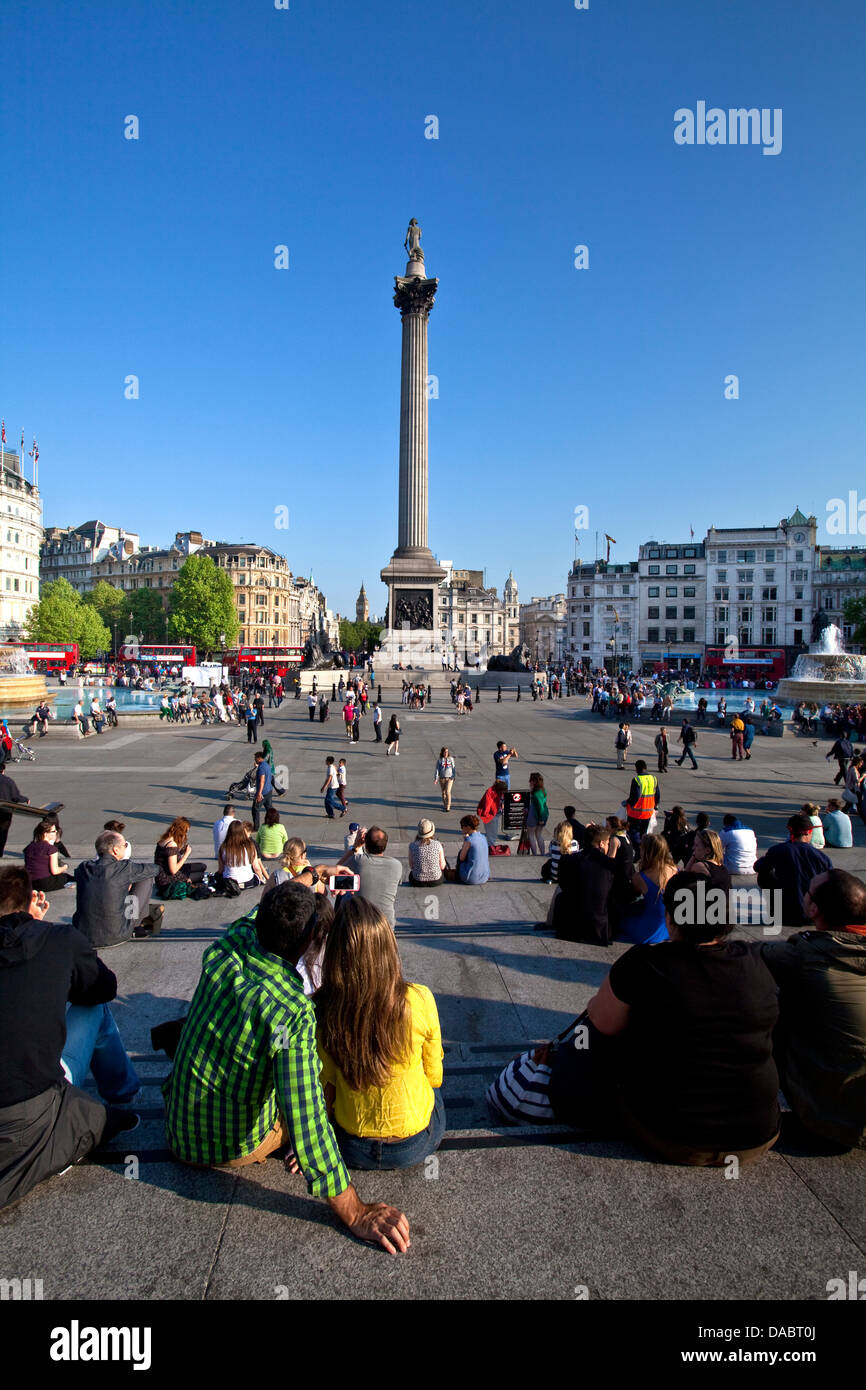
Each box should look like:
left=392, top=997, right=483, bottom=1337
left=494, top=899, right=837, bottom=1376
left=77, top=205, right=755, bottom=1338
left=315, top=896, right=445, bottom=1169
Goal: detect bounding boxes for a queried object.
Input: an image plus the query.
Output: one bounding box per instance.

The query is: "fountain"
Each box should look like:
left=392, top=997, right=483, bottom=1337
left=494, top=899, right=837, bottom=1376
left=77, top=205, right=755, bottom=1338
left=0, top=646, right=54, bottom=714
left=777, top=620, right=866, bottom=707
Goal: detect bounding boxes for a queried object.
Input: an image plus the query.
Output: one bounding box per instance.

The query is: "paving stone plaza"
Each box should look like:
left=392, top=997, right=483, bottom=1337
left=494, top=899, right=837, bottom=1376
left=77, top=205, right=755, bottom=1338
left=2, top=693, right=864, bottom=1302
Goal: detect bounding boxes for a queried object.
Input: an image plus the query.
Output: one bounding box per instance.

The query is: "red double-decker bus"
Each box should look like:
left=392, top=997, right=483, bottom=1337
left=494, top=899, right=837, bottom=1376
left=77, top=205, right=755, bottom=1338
left=703, top=646, right=787, bottom=681
left=118, top=642, right=197, bottom=667
left=236, top=645, right=303, bottom=676
left=10, top=642, right=80, bottom=672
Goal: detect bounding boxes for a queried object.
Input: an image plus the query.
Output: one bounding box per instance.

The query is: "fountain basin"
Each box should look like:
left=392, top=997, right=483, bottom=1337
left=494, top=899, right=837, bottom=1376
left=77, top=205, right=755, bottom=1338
left=0, top=674, right=54, bottom=709
left=776, top=679, right=866, bottom=707
left=777, top=649, right=866, bottom=707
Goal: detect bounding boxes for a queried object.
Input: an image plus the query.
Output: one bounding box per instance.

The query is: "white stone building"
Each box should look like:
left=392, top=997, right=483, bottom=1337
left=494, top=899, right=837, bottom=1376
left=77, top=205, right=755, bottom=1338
left=41, top=520, right=140, bottom=594
left=293, top=574, right=339, bottom=651
left=434, top=564, right=518, bottom=666
left=638, top=540, right=706, bottom=673
left=567, top=561, right=639, bottom=672
left=703, top=510, right=816, bottom=658
left=0, top=448, right=42, bottom=641
left=520, top=594, right=568, bottom=665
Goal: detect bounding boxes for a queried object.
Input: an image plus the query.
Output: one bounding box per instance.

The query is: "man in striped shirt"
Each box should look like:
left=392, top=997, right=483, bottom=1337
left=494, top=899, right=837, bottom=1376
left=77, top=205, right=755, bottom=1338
left=163, top=883, right=410, bottom=1254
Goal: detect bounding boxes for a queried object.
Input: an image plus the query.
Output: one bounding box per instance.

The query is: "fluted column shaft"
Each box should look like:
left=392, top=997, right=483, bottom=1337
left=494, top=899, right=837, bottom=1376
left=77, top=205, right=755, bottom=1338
left=393, top=273, right=437, bottom=556
left=398, top=308, right=429, bottom=551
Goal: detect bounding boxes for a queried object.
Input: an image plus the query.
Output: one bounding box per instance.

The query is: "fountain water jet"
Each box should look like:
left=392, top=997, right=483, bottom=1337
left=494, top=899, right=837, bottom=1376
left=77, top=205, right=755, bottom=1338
left=777, top=624, right=866, bottom=706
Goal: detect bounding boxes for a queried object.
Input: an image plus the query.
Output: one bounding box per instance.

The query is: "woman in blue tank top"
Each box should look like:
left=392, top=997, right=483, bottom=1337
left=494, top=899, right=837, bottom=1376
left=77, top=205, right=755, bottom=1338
left=616, top=834, right=676, bottom=945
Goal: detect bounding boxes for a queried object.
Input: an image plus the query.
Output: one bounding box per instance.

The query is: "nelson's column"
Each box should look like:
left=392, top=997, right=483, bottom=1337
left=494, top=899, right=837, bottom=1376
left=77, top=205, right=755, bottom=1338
left=380, top=219, right=446, bottom=661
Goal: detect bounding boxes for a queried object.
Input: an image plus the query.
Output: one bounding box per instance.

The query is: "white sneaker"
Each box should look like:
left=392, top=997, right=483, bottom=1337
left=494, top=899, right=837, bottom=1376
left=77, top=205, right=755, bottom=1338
left=395, top=750, right=400, bottom=756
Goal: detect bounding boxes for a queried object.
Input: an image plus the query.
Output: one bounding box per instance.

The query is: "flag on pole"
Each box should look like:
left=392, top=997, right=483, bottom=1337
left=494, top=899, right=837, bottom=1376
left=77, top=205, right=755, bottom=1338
left=1, top=421, right=6, bottom=444
left=29, top=438, right=39, bottom=487
left=604, top=533, right=616, bottom=563
left=690, top=525, right=694, bottom=539
left=1, top=420, right=4, bottom=471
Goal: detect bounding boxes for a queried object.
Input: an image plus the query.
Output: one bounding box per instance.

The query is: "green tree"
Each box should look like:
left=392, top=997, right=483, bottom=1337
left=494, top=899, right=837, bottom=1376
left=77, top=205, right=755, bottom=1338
left=82, top=580, right=127, bottom=632
left=128, top=588, right=167, bottom=644
left=25, top=578, right=111, bottom=660
left=339, top=618, right=383, bottom=653
left=25, top=578, right=81, bottom=644
left=75, top=605, right=112, bottom=661
left=167, top=554, right=239, bottom=656
left=844, top=594, right=866, bottom=645
left=360, top=620, right=383, bottom=654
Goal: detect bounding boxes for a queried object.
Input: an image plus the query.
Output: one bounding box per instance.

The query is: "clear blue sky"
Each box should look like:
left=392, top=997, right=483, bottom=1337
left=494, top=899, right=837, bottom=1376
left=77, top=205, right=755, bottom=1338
left=2, top=0, right=864, bottom=618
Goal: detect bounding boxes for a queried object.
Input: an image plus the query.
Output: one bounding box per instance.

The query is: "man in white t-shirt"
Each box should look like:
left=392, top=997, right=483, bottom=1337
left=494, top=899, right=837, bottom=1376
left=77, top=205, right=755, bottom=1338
left=213, top=804, right=237, bottom=859
left=720, top=816, right=759, bottom=875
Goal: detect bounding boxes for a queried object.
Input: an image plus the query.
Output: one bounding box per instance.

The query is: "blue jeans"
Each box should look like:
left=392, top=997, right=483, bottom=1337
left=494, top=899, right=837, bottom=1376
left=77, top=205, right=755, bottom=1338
left=332, top=1089, right=446, bottom=1170
left=62, top=1003, right=140, bottom=1103
left=324, top=788, right=342, bottom=818
left=677, top=746, right=698, bottom=768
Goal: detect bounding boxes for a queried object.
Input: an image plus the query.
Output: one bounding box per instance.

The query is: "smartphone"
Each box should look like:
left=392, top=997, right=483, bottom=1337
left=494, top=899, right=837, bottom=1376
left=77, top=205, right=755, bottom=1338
left=327, top=873, right=360, bottom=893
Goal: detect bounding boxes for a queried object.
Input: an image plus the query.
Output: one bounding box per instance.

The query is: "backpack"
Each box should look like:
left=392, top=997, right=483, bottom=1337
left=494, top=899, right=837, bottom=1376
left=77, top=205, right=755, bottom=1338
left=159, top=880, right=189, bottom=902
left=616, top=731, right=628, bottom=749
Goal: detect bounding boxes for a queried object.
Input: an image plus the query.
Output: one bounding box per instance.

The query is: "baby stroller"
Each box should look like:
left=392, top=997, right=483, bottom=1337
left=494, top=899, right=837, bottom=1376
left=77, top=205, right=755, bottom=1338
left=226, top=766, right=257, bottom=799
left=226, top=761, right=287, bottom=800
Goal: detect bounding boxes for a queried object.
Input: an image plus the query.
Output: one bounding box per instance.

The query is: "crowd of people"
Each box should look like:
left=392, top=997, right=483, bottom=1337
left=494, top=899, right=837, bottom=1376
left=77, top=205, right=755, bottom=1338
left=1, top=661, right=863, bottom=1261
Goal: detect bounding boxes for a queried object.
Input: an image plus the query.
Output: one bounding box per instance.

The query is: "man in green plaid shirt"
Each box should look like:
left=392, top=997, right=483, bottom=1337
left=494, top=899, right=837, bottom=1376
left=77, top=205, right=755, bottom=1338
left=163, top=882, right=410, bottom=1254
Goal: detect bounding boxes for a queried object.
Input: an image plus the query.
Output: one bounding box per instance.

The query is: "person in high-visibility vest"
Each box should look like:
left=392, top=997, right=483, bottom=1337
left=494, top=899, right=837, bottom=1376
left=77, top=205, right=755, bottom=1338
left=624, top=759, right=659, bottom=848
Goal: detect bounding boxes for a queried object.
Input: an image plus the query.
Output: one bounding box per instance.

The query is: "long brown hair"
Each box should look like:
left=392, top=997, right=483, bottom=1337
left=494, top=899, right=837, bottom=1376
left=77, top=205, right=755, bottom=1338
left=697, top=828, right=724, bottom=866
left=638, top=833, right=676, bottom=881
left=220, top=821, right=254, bottom=868
left=315, top=897, right=411, bottom=1091
left=160, top=817, right=190, bottom=849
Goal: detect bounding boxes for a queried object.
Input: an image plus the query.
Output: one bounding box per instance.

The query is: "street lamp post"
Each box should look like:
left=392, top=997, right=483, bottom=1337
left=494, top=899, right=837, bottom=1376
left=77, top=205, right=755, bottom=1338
left=607, top=624, right=619, bottom=676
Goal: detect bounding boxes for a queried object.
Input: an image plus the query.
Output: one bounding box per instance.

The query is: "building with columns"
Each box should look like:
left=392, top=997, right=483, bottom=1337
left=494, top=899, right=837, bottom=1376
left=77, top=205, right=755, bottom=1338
left=812, top=545, right=866, bottom=652
left=0, top=447, right=42, bottom=641
left=520, top=594, right=568, bottom=665
left=292, top=573, right=339, bottom=651
left=434, top=564, right=518, bottom=665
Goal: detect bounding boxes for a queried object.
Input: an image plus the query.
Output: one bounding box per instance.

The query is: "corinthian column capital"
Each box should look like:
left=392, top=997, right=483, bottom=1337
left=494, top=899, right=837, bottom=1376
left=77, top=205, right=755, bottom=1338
left=393, top=275, right=438, bottom=318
